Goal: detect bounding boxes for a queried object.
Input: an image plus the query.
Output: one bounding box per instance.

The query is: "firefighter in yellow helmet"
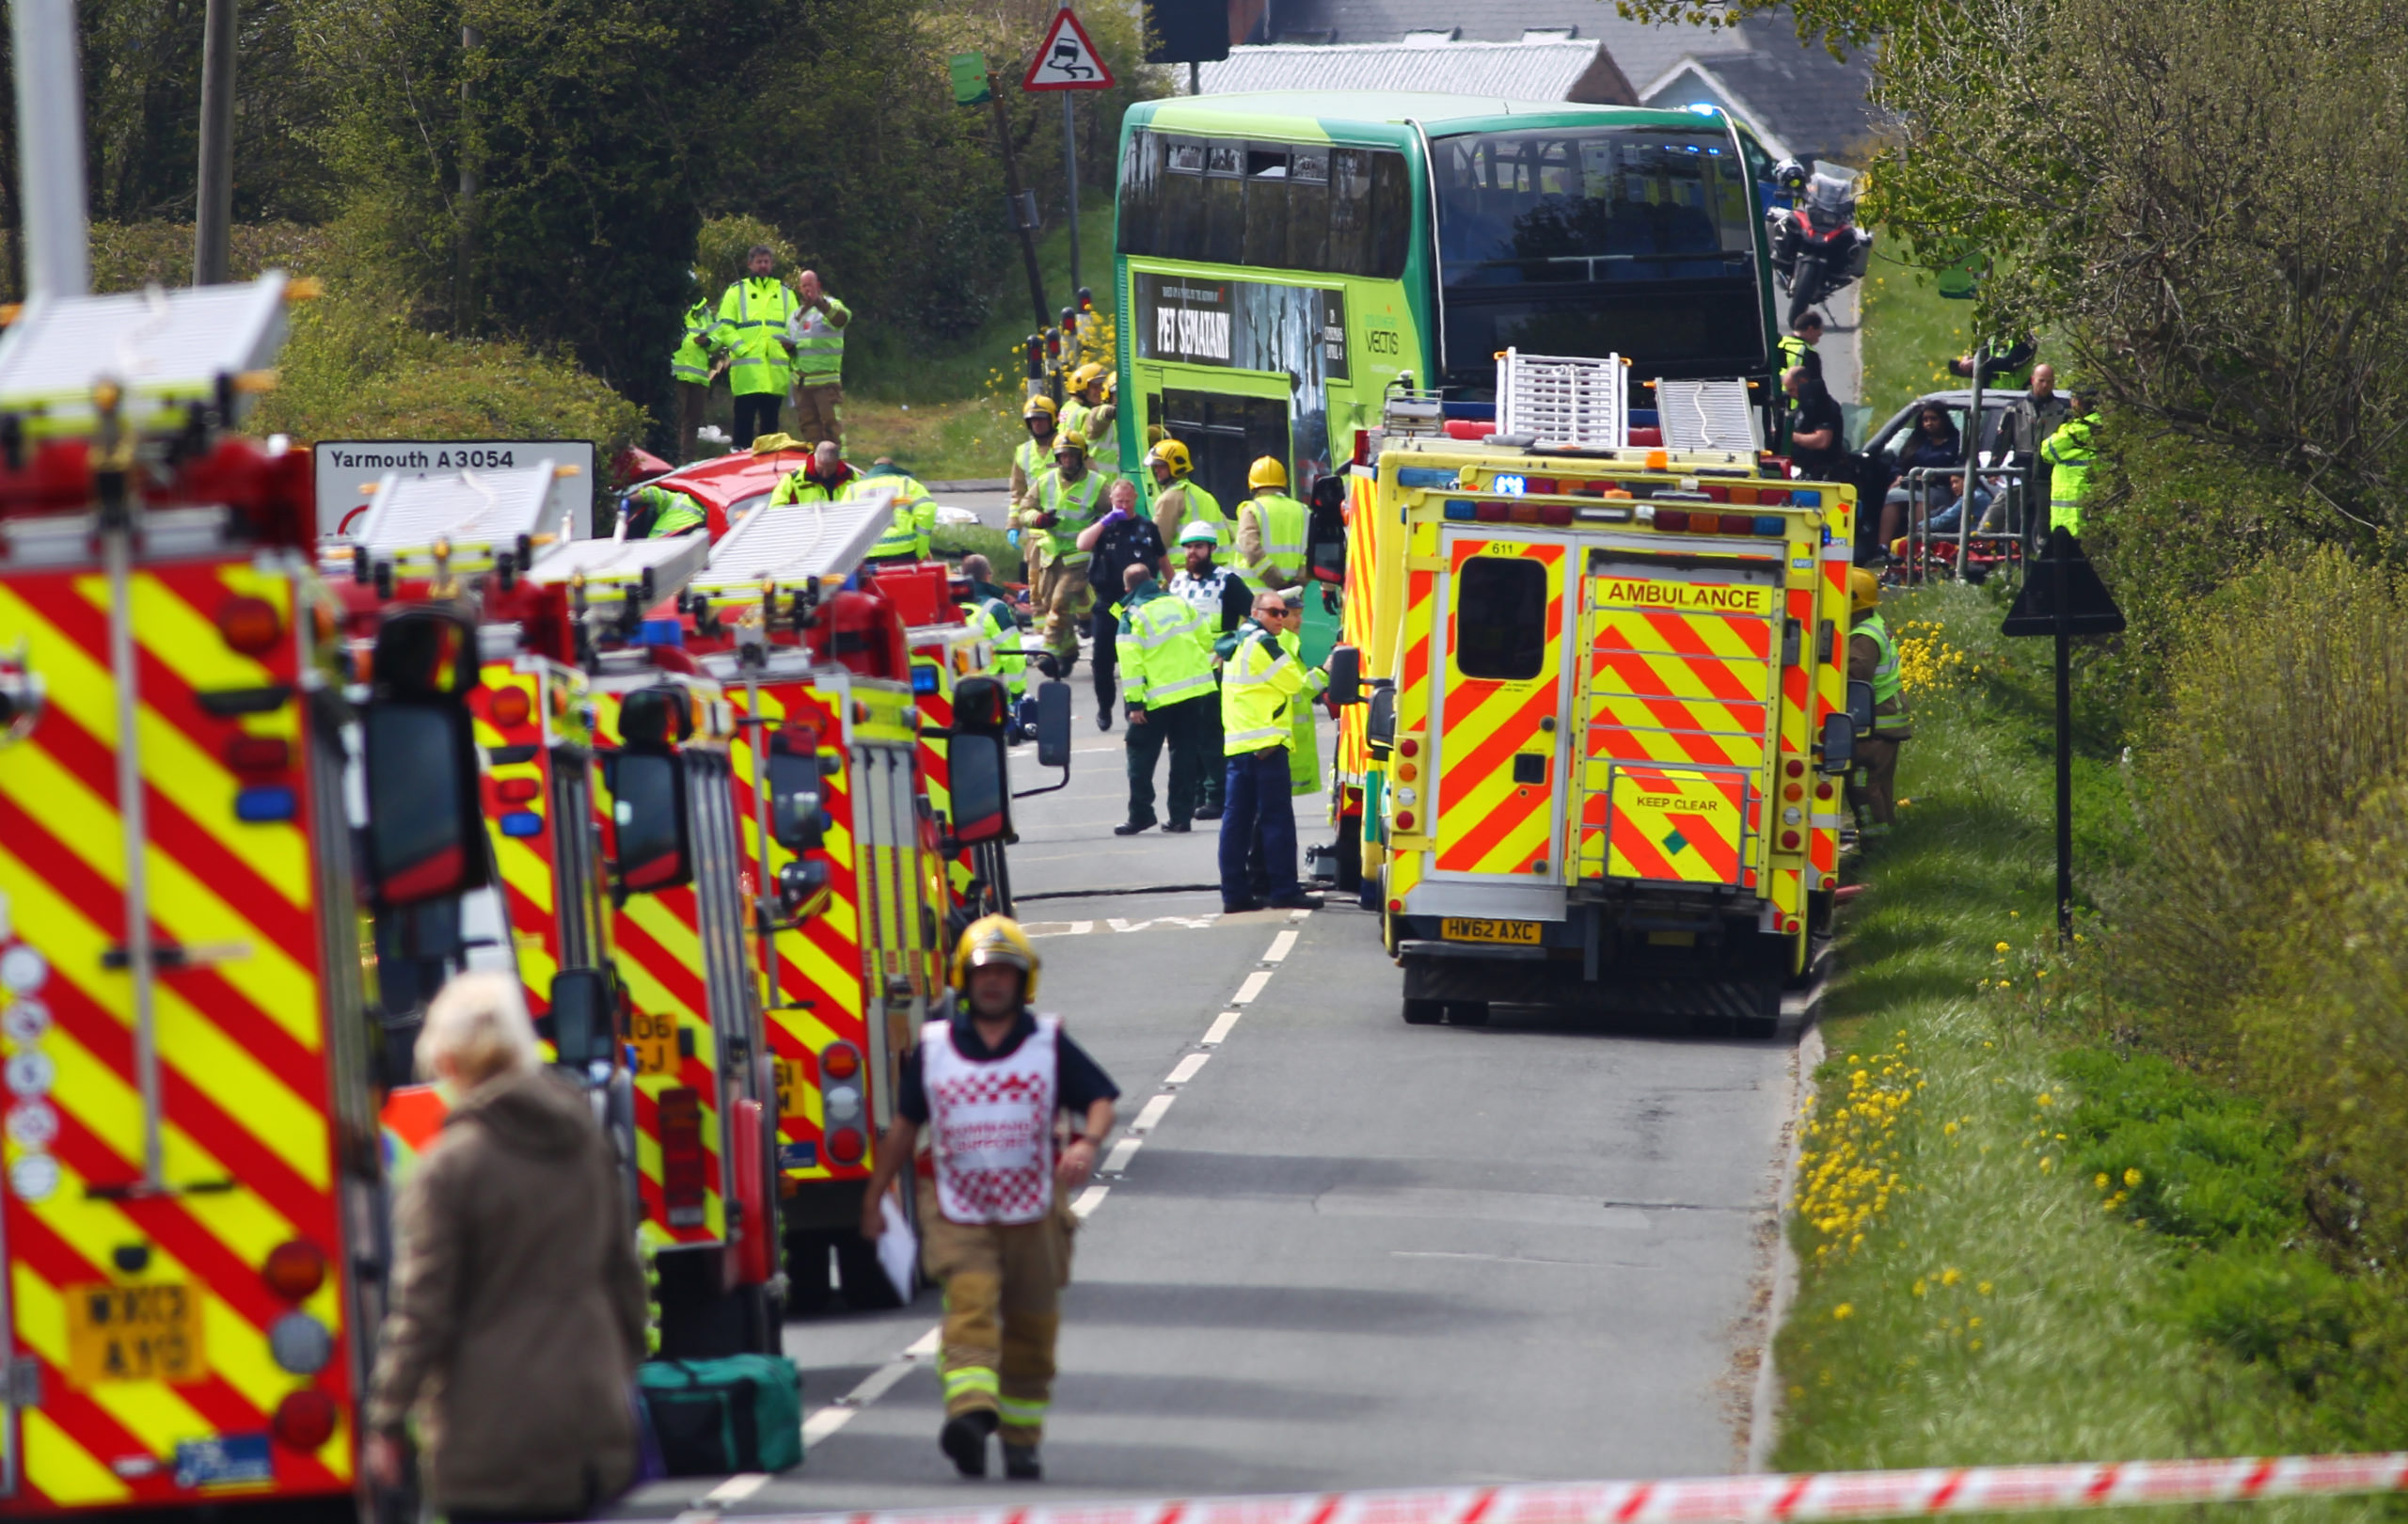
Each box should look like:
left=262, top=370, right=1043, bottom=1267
left=1146, top=437, right=1229, bottom=564
left=860, top=917, right=1120, bottom=1483
left=1234, top=455, right=1309, bottom=590
left=1845, top=568, right=1911, bottom=838
left=1007, top=396, right=1061, bottom=578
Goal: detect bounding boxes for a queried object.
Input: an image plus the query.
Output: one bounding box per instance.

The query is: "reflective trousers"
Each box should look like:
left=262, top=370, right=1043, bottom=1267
left=918, top=1180, right=1069, bottom=1445
left=1847, top=736, right=1902, bottom=831
left=1219, top=746, right=1298, bottom=908
left=1034, top=559, right=1092, bottom=659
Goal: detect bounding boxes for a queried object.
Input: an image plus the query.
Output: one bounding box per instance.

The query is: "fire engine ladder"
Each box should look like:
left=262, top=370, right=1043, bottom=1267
left=0, top=276, right=296, bottom=1191
left=686, top=489, right=896, bottom=1002
left=523, top=534, right=712, bottom=627
left=339, top=460, right=583, bottom=589
left=687, top=488, right=898, bottom=620
left=1494, top=347, right=1630, bottom=452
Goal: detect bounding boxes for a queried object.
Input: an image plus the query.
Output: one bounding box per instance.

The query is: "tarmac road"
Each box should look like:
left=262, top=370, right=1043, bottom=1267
left=616, top=702, right=1806, bottom=1516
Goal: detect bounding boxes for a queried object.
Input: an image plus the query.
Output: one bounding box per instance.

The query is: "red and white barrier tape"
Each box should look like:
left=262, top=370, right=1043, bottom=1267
left=745, top=1453, right=2408, bottom=1524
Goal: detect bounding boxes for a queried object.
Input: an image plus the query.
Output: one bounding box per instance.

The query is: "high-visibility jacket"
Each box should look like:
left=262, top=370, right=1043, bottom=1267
left=1860, top=611, right=1901, bottom=706
left=1154, top=479, right=1230, bottom=566
left=672, top=299, right=717, bottom=385
left=865, top=472, right=938, bottom=560
left=1239, top=493, right=1309, bottom=584
left=1117, top=583, right=1214, bottom=711
left=2040, top=412, right=2099, bottom=533
left=1278, top=625, right=1327, bottom=793
left=635, top=483, right=705, bottom=538
left=1059, top=397, right=1092, bottom=443
left=1032, top=469, right=1107, bottom=568
left=788, top=296, right=850, bottom=387
left=1222, top=619, right=1306, bottom=754
left=1085, top=403, right=1119, bottom=472
left=769, top=465, right=868, bottom=507
left=714, top=278, right=800, bottom=397
left=970, top=597, right=1027, bottom=697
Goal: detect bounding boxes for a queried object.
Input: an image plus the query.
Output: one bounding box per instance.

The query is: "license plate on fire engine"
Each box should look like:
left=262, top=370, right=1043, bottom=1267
left=65, top=1281, right=204, bottom=1388
left=1439, top=917, right=1542, bottom=945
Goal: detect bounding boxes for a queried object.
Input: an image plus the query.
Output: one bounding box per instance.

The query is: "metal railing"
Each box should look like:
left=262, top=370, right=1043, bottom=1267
left=1893, top=462, right=2033, bottom=586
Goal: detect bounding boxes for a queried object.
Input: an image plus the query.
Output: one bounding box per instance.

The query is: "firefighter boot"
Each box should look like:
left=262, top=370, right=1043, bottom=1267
left=1004, top=1443, right=1043, bottom=1481
left=942, top=1410, right=997, bottom=1478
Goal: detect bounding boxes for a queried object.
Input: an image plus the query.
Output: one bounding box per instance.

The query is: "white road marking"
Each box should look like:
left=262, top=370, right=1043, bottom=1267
left=703, top=1473, right=770, bottom=1504
left=1023, top=914, right=1219, bottom=938
left=1101, top=1136, right=1144, bottom=1174
left=1232, top=970, right=1273, bottom=1005
left=1264, top=929, right=1299, bottom=962
left=1164, top=1053, right=1210, bottom=1085
left=1202, top=1010, right=1242, bottom=1044
left=1071, top=1184, right=1110, bottom=1217
left=1289, top=907, right=1313, bottom=921
left=904, top=1326, right=942, bottom=1357
left=800, top=1339, right=936, bottom=1447
left=1132, top=1094, right=1177, bottom=1132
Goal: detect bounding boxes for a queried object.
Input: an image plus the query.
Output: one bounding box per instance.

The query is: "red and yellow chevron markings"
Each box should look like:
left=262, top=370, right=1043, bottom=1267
left=1602, top=765, right=1751, bottom=886
left=0, top=559, right=355, bottom=1509
left=592, top=691, right=724, bottom=1249
left=1434, top=539, right=1566, bottom=876
left=727, top=683, right=870, bottom=1183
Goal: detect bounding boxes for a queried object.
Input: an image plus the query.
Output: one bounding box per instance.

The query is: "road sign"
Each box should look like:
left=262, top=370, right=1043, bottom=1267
left=2002, top=528, right=2125, bottom=636
left=1999, top=527, right=2125, bottom=942
left=313, top=439, right=596, bottom=538
left=1023, top=7, right=1115, bottom=91
left=948, top=51, right=990, bottom=106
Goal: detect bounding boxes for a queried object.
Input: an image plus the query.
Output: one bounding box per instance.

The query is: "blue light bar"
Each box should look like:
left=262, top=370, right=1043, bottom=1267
left=500, top=811, right=545, bottom=837
left=1398, top=467, right=1457, bottom=489
left=1753, top=516, right=1784, bottom=536
left=1442, top=500, right=1479, bottom=520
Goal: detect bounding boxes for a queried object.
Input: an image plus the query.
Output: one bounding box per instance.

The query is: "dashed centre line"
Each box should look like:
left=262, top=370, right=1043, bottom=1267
left=1202, top=1010, right=1242, bottom=1045
left=1231, top=970, right=1274, bottom=1005
left=1164, top=1053, right=1211, bottom=1085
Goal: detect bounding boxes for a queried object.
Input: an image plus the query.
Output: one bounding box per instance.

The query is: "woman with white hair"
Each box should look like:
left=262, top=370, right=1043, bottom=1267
left=363, top=971, right=647, bottom=1521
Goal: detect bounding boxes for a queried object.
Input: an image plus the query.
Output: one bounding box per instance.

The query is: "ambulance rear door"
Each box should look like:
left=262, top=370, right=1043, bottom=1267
left=1573, top=554, right=1782, bottom=895
left=1425, top=530, right=1578, bottom=899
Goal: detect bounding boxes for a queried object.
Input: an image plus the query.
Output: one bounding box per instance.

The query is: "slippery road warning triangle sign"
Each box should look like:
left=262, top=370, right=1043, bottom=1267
left=1023, top=7, right=1116, bottom=91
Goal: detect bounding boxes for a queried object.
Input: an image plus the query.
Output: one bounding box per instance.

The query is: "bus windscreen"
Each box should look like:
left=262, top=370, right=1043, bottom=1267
left=1431, top=126, right=1766, bottom=391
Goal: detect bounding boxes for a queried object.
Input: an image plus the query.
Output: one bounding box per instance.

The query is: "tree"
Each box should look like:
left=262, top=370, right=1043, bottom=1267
left=1624, top=0, right=2408, bottom=541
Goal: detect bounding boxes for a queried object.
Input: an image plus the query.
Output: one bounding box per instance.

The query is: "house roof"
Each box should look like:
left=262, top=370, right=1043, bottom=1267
left=1259, top=1, right=1875, bottom=164
left=1197, top=38, right=1635, bottom=104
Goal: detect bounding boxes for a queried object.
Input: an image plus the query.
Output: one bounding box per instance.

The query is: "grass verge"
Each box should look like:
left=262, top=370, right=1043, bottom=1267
left=1858, top=246, right=1981, bottom=427
left=1772, top=582, right=2399, bottom=1519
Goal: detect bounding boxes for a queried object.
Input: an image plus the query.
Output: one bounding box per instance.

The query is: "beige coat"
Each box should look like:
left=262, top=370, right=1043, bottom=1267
left=365, top=1069, right=648, bottom=1516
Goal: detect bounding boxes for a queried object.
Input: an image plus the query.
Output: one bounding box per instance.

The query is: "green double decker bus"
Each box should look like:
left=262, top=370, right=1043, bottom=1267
left=1112, top=92, right=1782, bottom=512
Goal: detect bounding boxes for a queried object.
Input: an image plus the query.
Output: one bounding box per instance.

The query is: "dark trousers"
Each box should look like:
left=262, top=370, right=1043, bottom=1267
left=1125, top=696, right=1210, bottom=828
left=1196, top=695, right=1226, bottom=813
left=1089, top=608, right=1119, bottom=710
left=1219, top=748, right=1298, bottom=909
left=732, top=391, right=782, bottom=450
left=675, top=381, right=709, bottom=462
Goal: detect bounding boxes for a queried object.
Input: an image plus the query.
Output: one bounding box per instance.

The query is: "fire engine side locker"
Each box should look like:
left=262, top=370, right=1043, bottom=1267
left=0, top=548, right=371, bottom=1510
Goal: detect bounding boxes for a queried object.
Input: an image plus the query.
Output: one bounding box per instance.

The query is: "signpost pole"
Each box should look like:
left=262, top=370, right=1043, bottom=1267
left=2052, top=545, right=2074, bottom=942
left=1063, top=90, right=1080, bottom=294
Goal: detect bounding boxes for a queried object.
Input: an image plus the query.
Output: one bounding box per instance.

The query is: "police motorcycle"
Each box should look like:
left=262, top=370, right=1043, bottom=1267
left=1766, top=158, right=1875, bottom=329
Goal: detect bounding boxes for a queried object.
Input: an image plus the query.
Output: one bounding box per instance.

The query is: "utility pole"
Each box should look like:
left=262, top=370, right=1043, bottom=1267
left=455, top=23, right=481, bottom=333
left=987, top=70, right=1050, bottom=331
left=11, top=0, right=89, bottom=300
left=192, top=0, right=236, bottom=285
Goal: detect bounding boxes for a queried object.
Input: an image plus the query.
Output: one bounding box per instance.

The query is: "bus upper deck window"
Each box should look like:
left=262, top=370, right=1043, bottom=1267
left=1454, top=557, right=1548, bottom=681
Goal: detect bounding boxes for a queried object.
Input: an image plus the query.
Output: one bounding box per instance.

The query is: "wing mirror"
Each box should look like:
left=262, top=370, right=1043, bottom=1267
left=609, top=750, right=692, bottom=895
left=767, top=730, right=832, bottom=852
left=1324, top=644, right=1364, bottom=706
left=1033, top=679, right=1071, bottom=770
left=1846, top=678, right=1876, bottom=731
left=776, top=859, right=830, bottom=918
left=1367, top=683, right=1397, bottom=754
left=547, top=968, right=616, bottom=1069
left=1820, top=711, right=1857, bottom=775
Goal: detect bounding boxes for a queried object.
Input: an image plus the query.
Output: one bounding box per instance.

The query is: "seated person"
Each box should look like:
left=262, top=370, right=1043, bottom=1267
left=1920, top=474, right=1994, bottom=537
left=1879, top=404, right=1964, bottom=546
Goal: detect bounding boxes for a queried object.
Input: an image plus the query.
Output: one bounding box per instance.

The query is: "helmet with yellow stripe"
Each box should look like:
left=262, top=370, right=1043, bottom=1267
left=953, top=914, right=1040, bottom=1002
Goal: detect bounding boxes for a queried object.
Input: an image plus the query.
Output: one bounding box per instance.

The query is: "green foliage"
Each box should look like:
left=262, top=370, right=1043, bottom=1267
left=250, top=283, right=645, bottom=450
left=694, top=216, right=795, bottom=295
left=932, top=524, right=1022, bottom=581
left=1774, top=585, right=2408, bottom=1486
left=2096, top=549, right=2408, bottom=1062
left=1854, top=253, right=1974, bottom=428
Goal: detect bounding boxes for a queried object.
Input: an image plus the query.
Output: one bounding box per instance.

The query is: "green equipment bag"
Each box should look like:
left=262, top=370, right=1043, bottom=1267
left=637, top=1356, right=805, bottom=1474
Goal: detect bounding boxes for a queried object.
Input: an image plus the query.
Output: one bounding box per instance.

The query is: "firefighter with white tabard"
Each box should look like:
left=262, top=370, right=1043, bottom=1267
left=860, top=917, right=1119, bottom=1482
